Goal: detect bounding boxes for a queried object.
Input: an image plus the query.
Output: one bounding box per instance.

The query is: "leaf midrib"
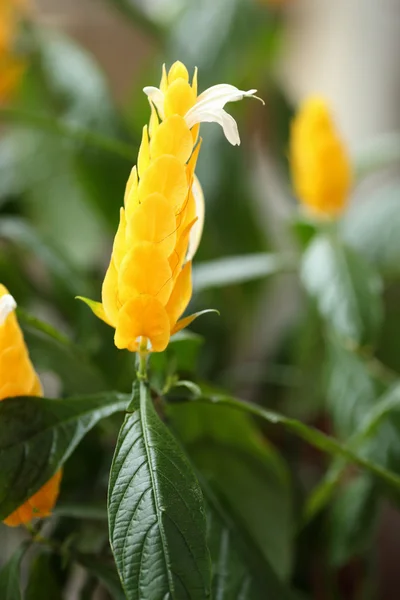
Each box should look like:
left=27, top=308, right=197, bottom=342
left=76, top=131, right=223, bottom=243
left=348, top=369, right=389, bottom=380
left=140, top=381, right=175, bottom=597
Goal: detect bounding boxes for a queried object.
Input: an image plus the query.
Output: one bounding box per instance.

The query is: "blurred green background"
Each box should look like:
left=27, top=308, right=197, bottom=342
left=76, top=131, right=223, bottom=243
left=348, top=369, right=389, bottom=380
left=2, top=0, right=400, bottom=598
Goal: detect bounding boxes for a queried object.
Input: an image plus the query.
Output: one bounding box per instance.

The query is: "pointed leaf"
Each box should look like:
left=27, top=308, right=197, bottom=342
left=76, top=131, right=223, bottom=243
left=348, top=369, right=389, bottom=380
left=108, top=381, right=211, bottom=600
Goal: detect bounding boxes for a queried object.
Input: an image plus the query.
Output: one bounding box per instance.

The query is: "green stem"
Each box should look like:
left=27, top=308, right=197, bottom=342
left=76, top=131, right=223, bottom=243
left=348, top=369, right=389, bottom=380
left=136, top=338, right=150, bottom=381
left=0, top=106, right=136, bottom=161
left=179, top=394, right=400, bottom=492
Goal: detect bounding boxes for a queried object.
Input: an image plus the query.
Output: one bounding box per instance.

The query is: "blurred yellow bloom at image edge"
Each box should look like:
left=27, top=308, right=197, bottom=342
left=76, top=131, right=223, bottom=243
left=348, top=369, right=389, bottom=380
left=79, top=61, right=261, bottom=353
left=0, top=0, right=27, bottom=103
left=0, top=285, right=62, bottom=527
left=290, top=97, right=353, bottom=217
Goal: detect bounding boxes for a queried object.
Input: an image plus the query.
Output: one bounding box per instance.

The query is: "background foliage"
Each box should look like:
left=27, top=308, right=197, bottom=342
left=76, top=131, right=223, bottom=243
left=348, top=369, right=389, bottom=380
left=1, top=0, right=400, bottom=598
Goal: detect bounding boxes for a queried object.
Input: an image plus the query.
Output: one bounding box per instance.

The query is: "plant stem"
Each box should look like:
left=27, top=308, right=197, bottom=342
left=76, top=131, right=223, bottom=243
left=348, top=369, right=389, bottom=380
left=136, top=338, right=149, bottom=381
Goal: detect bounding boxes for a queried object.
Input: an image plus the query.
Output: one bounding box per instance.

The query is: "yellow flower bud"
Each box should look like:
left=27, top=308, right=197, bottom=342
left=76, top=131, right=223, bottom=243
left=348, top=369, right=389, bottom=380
left=79, top=62, right=260, bottom=353
left=0, top=0, right=28, bottom=103
left=0, top=284, right=62, bottom=527
left=290, top=97, right=353, bottom=218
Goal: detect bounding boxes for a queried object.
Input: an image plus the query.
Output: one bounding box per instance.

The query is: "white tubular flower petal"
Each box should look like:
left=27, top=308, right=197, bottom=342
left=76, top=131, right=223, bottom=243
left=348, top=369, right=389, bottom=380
left=143, top=86, right=165, bottom=119
left=0, top=294, right=17, bottom=325
left=187, top=109, right=240, bottom=146
left=185, top=85, right=262, bottom=146
left=193, top=84, right=258, bottom=111
left=187, top=176, right=205, bottom=262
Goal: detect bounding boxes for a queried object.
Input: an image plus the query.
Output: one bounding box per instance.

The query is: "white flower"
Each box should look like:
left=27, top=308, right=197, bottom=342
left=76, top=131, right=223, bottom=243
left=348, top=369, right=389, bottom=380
left=143, top=82, right=263, bottom=146
left=0, top=294, right=17, bottom=326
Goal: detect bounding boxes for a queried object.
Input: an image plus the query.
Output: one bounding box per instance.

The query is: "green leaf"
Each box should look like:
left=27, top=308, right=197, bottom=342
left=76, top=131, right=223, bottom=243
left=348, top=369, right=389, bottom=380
left=205, top=485, right=295, bottom=600
left=181, top=394, right=400, bottom=492
left=0, top=392, right=129, bottom=520
left=301, top=233, right=383, bottom=346
left=0, top=543, right=29, bottom=600
left=25, top=551, right=62, bottom=600
left=0, top=217, right=87, bottom=296
left=108, top=381, right=211, bottom=600
left=168, top=400, right=293, bottom=579
left=342, top=185, right=400, bottom=277
left=325, top=338, right=380, bottom=438
left=193, top=253, right=293, bottom=292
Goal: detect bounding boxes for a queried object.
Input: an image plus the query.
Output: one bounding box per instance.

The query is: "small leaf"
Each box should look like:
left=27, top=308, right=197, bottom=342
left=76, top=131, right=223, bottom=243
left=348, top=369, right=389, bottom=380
left=0, top=392, right=129, bottom=520
left=0, top=543, right=29, bottom=600
left=301, top=233, right=383, bottom=346
left=193, top=253, right=293, bottom=292
left=108, top=381, right=211, bottom=600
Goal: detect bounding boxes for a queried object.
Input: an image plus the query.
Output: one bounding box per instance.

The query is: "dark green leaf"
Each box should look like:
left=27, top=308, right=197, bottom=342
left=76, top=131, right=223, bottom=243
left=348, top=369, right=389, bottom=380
left=193, top=253, right=294, bottom=292
left=0, top=543, right=28, bottom=600
left=0, top=392, right=129, bottom=520
left=342, top=185, right=400, bottom=277
left=301, top=233, right=383, bottom=346
left=168, top=401, right=293, bottom=579
left=108, top=381, right=211, bottom=600
left=205, top=486, right=295, bottom=600
left=25, top=551, right=62, bottom=600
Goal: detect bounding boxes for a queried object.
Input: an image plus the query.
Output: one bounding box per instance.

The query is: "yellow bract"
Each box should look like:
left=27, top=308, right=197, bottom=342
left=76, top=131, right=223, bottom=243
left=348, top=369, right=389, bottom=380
left=290, top=97, right=353, bottom=218
left=0, top=284, right=62, bottom=527
left=79, top=62, right=204, bottom=353
left=0, top=0, right=27, bottom=103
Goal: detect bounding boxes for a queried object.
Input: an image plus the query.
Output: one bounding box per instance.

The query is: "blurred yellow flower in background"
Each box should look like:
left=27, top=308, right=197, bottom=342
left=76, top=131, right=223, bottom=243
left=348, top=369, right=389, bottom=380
left=290, top=97, right=353, bottom=218
left=80, top=61, right=260, bottom=353
left=0, top=284, right=62, bottom=527
left=0, top=0, right=27, bottom=103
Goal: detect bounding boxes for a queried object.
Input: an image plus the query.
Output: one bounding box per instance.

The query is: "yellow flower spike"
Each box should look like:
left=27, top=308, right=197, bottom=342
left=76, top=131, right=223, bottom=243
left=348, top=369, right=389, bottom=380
left=150, top=115, right=193, bottom=163
left=290, top=97, right=353, bottom=218
left=0, top=285, right=62, bottom=527
left=79, top=62, right=260, bottom=353
left=101, top=260, right=119, bottom=326
left=164, top=79, right=197, bottom=119
left=118, top=243, right=173, bottom=307
left=0, top=0, right=28, bottom=104
left=138, top=125, right=150, bottom=177
left=126, top=193, right=177, bottom=256
left=165, top=261, right=192, bottom=328
left=168, top=61, right=189, bottom=84
left=115, top=295, right=170, bottom=352
left=111, top=208, right=127, bottom=269
left=138, top=154, right=188, bottom=209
